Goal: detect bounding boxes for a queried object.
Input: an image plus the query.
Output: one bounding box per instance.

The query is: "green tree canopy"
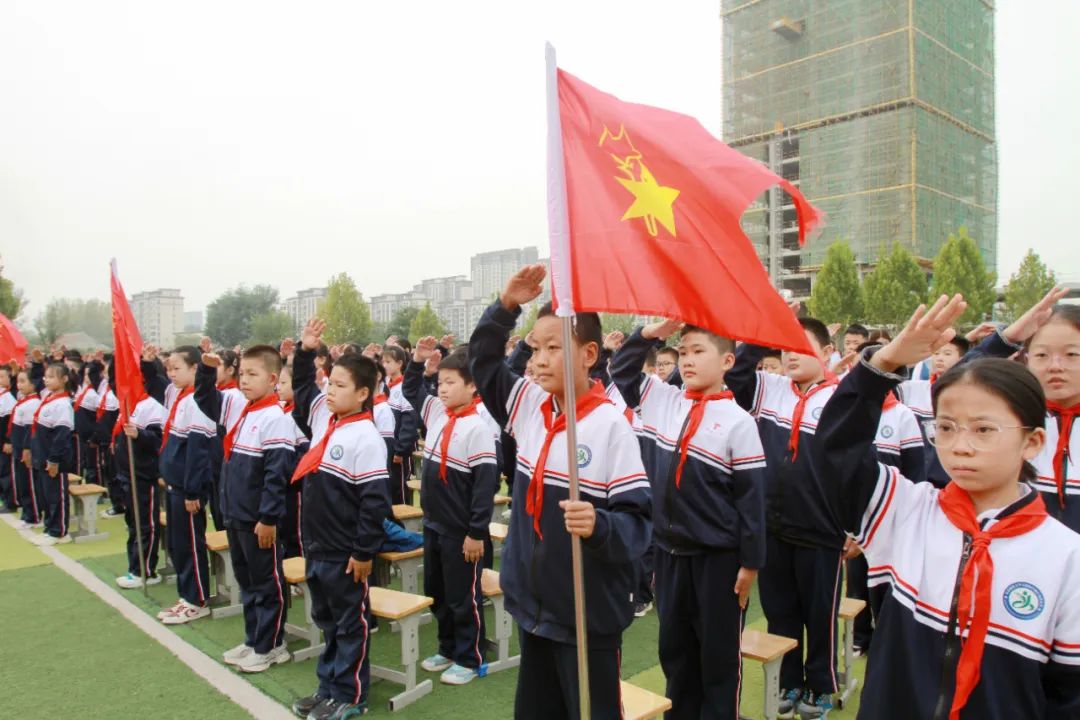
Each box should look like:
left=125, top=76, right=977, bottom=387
left=808, top=241, right=864, bottom=326
left=1003, top=250, right=1056, bottom=322
left=247, top=310, right=295, bottom=346
left=519, top=304, right=540, bottom=335
left=408, top=303, right=447, bottom=344
left=863, top=243, right=928, bottom=328
left=386, top=306, right=420, bottom=342
left=0, top=256, right=26, bottom=321
left=599, top=313, right=638, bottom=337
left=930, top=227, right=996, bottom=325
left=318, top=273, right=373, bottom=344
left=204, top=285, right=279, bottom=347
left=32, top=298, right=112, bottom=346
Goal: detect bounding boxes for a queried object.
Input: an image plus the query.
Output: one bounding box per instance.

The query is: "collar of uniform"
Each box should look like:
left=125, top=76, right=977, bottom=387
left=977, top=483, right=1035, bottom=530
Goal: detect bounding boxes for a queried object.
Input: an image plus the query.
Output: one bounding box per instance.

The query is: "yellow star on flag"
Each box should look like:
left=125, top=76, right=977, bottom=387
left=615, top=164, right=680, bottom=237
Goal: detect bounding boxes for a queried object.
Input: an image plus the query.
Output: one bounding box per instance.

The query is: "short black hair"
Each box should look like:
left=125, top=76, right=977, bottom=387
left=331, top=354, right=379, bottom=412
left=947, top=336, right=971, bottom=355
left=844, top=324, right=869, bottom=339
left=438, top=349, right=474, bottom=384
left=219, top=349, right=241, bottom=377
left=798, top=317, right=832, bottom=350
left=382, top=345, right=408, bottom=366
left=657, top=347, right=678, bottom=362
left=762, top=348, right=782, bottom=360
left=644, top=348, right=658, bottom=368
left=536, top=302, right=602, bottom=349
left=680, top=325, right=736, bottom=354
left=172, top=346, right=201, bottom=368
left=241, top=345, right=283, bottom=374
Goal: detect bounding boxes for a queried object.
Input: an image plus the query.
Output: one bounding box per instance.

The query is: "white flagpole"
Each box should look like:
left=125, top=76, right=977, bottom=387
left=546, top=41, right=591, bottom=719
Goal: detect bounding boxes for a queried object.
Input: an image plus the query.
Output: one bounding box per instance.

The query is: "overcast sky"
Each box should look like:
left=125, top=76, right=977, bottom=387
left=2, top=0, right=1077, bottom=320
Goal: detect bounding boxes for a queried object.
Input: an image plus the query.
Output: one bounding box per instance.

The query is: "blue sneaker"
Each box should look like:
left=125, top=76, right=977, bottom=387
left=421, top=653, right=453, bottom=672
left=797, top=690, right=833, bottom=719
left=440, top=663, right=479, bottom=686
left=778, top=687, right=802, bottom=718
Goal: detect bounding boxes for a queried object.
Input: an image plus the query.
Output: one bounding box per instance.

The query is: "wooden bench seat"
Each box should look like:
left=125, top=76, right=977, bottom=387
left=741, top=630, right=799, bottom=720
left=621, top=681, right=672, bottom=720
left=489, top=522, right=508, bottom=543
left=377, top=547, right=424, bottom=595
left=392, top=503, right=423, bottom=533
left=68, top=482, right=108, bottom=543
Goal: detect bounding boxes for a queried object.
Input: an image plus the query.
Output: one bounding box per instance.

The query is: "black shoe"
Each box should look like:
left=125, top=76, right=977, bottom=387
left=309, top=699, right=342, bottom=720
left=329, top=702, right=367, bottom=719
left=292, top=693, right=329, bottom=718
left=633, top=601, right=653, bottom=618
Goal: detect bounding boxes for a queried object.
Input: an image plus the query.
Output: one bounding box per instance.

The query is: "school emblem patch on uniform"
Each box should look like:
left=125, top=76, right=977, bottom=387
left=1003, top=582, right=1044, bottom=620
left=812, top=407, right=824, bottom=419
left=576, top=444, right=593, bottom=469
left=329, top=445, right=344, bottom=461
left=881, top=426, right=894, bottom=438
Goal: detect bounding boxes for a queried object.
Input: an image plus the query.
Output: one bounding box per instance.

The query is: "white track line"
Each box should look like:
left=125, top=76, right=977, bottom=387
left=1, top=515, right=293, bottom=720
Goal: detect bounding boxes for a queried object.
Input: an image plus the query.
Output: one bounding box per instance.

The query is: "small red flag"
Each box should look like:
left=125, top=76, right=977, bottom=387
left=548, top=64, right=821, bottom=354
left=110, top=260, right=148, bottom=420
left=0, top=313, right=28, bottom=367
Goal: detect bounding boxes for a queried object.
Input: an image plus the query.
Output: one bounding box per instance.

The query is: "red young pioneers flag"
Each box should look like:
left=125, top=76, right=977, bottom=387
left=110, top=260, right=147, bottom=421
left=547, top=58, right=822, bottom=354
left=0, top=313, right=28, bottom=367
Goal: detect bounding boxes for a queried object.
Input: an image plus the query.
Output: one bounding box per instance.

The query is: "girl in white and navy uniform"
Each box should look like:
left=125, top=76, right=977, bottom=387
left=383, top=344, right=418, bottom=507
left=10, top=369, right=41, bottom=527
left=71, top=365, right=100, bottom=485
left=113, top=393, right=167, bottom=587
left=0, top=366, right=17, bottom=512
left=816, top=307, right=1080, bottom=720
left=94, top=372, right=122, bottom=515
left=194, top=349, right=245, bottom=531
left=31, top=364, right=75, bottom=543
left=278, top=362, right=309, bottom=559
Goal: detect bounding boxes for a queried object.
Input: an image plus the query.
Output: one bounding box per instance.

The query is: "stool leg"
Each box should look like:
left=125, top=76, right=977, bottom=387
left=762, top=658, right=781, bottom=720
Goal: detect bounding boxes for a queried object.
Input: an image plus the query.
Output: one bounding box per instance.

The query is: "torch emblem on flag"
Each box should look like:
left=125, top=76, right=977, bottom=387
left=600, top=124, right=680, bottom=238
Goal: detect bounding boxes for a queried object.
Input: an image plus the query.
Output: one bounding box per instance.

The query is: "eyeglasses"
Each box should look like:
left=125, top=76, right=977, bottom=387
left=656, top=361, right=677, bottom=368
left=1027, top=352, right=1080, bottom=369
left=923, top=419, right=1033, bottom=451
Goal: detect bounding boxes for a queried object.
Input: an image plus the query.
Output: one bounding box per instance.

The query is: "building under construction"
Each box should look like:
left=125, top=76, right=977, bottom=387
left=721, top=0, right=997, bottom=299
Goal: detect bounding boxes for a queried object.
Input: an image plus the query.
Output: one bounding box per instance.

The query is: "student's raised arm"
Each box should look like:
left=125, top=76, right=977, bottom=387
left=291, top=319, right=326, bottom=437
left=194, top=341, right=224, bottom=427
left=725, top=343, right=769, bottom=414
left=403, top=337, right=443, bottom=429
left=506, top=336, right=533, bottom=376
left=966, top=286, right=1070, bottom=362
left=469, top=264, right=546, bottom=429
left=611, top=321, right=682, bottom=411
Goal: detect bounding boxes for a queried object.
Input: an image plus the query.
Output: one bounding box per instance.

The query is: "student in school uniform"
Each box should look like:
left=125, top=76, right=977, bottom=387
left=11, top=369, right=41, bottom=528
left=194, top=343, right=245, bottom=531
left=815, top=295, right=1080, bottom=719
left=157, top=346, right=215, bottom=626
left=114, top=390, right=167, bottom=589
left=93, top=366, right=123, bottom=518
left=205, top=344, right=295, bottom=673
left=612, top=319, right=766, bottom=720
left=290, top=319, right=391, bottom=720
left=0, top=365, right=18, bottom=513
left=277, top=361, right=309, bottom=559
left=470, top=264, right=652, bottom=720
left=30, top=363, right=75, bottom=546
left=71, top=363, right=101, bottom=486
left=383, top=344, right=418, bottom=507
left=404, top=339, right=498, bottom=686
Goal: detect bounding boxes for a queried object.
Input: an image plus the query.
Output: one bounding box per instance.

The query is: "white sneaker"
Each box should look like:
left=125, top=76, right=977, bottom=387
left=223, top=643, right=254, bottom=666
left=162, top=601, right=211, bottom=625
left=440, top=663, right=479, bottom=686
left=33, top=534, right=66, bottom=546
left=157, top=600, right=186, bottom=620
left=237, top=644, right=291, bottom=673
left=422, top=654, right=454, bottom=672
left=17, top=521, right=35, bottom=530
left=55, top=534, right=72, bottom=545
left=116, top=573, right=163, bottom=590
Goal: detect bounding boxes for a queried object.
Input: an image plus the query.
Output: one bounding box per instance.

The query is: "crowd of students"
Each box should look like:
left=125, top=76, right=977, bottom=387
left=0, top=266, right=1077, bottom=720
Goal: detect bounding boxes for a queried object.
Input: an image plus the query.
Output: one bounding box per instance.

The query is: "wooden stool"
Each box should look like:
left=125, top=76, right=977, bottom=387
left=493, top=494, right=510, bottom=507
left=837, top=597, right=867, bottom=707
left=370, top=585, right=436, bottom=711
left=68, top=483, right=109, bottom=542
left=156, top=510, right=175, bottom=580
left=282, top=557, right=323, bottom=661
left=406, top=479, right=421, bottom=493
left=621, top=681, right=672, bottom=720
left=488, top=522, right=508, bottom=543
left=392, top=503, right=423, bottom=533
left=378, top=547, right=425, bottom=595
left=205, top=530, right=241, bottom=618
left=741, top=630, right=799, bottom=720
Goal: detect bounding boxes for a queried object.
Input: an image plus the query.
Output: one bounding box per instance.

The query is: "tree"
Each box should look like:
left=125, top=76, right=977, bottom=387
left=519, top=304, right=541, bottom=335
left=386, top=306, right=420, bottom=342
left=318, top=273, right=373, bottom=344
left=408, top=303, right=447, bottom=344
left=174, top=333, right=203, bottom=347
left=862, top=243, right=928, bottom=328
left=247, top=311, right=295, bottom=345
left=204, top=285, right=279, bottom=347
left=32, top=298, right=112, bottom=345
left=1003, top=250, right=1056, bottom=322
left=0, top=256, right=26, bottom=320
left=930, top=226, right=996, bottom=325
left=599, top=313, right=638, bottom=336
left=808, top=241, right=864, bottom=326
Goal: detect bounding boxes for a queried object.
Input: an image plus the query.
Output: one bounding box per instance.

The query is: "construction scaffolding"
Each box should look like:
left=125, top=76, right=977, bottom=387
left=722, top=0, right=997, bottom=299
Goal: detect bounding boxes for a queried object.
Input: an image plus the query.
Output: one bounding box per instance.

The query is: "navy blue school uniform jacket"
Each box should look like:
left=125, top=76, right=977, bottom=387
left=113, top=396, right=166, bottom=482
left=292, top=346, right=391, bottom=561
left=193, top=367, right=246, bottom=485
left=9, top=394, right=40, bottom=468
left=30, top=393, right=74, bottom=470
left=72, top=383, right=100, bottom=440
left=219, top=401, right=295, bottom=530
left=402, top=361, right=498, bottom=540
left=469, top=300, right=653, bottom=648
left=386, top=376, right=418, bottom=462
left=816, top=356, right=1080, bottom=720
left=0, top=390, right=15, bottom=452
left=611, top=329, right=767, bottom=564
left=159, top=392, right=215, bottom=500
left=93, top=381, right=120, bottom=448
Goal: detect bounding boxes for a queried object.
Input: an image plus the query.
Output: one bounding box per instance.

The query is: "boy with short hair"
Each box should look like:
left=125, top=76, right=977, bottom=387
left=469, top=264, right=652, bottom=720
left=199, top=344, right=295, bottom=672
left=842, top=324, right=870, bottom=356
left=382, top=344, right=418, bottom=507
left=612, top=319, right=766, bottom=720
left=655, top=347, right=679, bottom=384
left=404, top=339, right=498, bottom=686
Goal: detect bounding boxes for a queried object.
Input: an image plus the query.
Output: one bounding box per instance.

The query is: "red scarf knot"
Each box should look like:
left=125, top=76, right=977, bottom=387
left=439, top=397, right=481, bottom=484
left=1047, top=401, right=1077, bottom=510
left=223, top=395, right=279, bottom=461
left=674, top=390, right=734, bottom=488
left=788, top=375, right=838, bottom=460
left=160, top=387, right=194, bottom=452
left=290, top=411, right=372, bottom=483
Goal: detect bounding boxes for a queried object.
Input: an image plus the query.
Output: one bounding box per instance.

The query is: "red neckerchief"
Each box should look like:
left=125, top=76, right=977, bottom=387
left=674, top=390, right=734, bottom=488
left=217, top=380, right=238, bottom=391
left=374, top=394, right=388, bottom=406
left=930, top=373, right=941, bottom=385
left=386, top=376, right=403, bottom=390
left=31, top=392, right=70, bottom=435
left=788, top=373, right=838, bottom=460
left=111, top=414, right=125, bottom=447
left=8, top=393, right=38, bottom=433
left=1047, top=401, right=1078, bottom=509
left=937, top=483, right=1047, bottom=719
left=882, top=391, right=899, bottom=411
left=291, top=411, right=372, bottom=483
left=160, top=387, right=194, bottom=452
left=223, top=395, right=280, bottom=461
left=439, top=397, right=481, bottom=484
left=73, top=385, right=93, bottom=411
left=281, top=401, right=295, bottom=414
left=95, top=383, right=111, bottom=420
left=527, top=381, right=610, bottom=539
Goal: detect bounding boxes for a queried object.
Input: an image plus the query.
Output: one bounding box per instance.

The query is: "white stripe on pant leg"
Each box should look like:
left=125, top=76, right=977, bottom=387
left=58, top=473, right=67, bottom=536
left=0, top=513, right=293, bottom=719
left=827, top=554, right=842, bottom=693
left=145, top=485, right=155, bottom=579
left=352, top=580, right=370, bottom=705
left=270, top=542, right=284, bottom=648
left=188, top=510, right=206, bottom=605
left=469, top=560, right=483, bottom=668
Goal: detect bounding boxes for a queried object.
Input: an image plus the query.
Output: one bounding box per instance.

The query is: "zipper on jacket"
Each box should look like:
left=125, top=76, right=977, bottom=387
left=932, top=533, right=973, bottom=720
